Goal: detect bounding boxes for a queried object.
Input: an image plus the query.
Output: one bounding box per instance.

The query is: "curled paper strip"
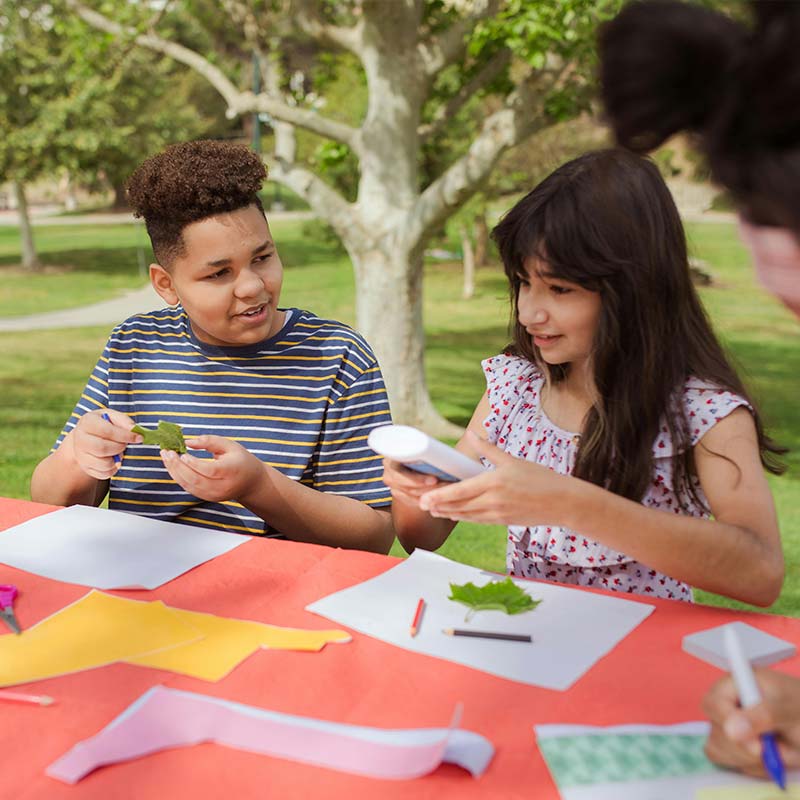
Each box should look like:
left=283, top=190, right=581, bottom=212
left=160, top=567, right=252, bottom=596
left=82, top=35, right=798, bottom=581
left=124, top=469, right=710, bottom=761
left=47, top=687, right=494, bottom=784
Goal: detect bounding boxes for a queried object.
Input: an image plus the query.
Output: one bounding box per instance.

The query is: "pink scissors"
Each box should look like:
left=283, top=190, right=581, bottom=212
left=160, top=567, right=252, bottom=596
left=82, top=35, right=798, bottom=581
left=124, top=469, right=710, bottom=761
left=0, top=585, right=20, bottom=634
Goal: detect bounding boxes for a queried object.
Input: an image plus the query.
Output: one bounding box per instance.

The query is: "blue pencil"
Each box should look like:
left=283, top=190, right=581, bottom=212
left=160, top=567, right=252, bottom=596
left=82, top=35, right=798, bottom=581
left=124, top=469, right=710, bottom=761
left=101, top=412, right=122, bottom=464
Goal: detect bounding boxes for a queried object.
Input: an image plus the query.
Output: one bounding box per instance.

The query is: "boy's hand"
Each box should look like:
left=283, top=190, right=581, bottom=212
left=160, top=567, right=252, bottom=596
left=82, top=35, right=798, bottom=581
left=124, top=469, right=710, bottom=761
left=70, top=409, right=141, bottom=479
left=382, top=458, right=443, bottom=506
left=160, top=435, right=266, bottom=504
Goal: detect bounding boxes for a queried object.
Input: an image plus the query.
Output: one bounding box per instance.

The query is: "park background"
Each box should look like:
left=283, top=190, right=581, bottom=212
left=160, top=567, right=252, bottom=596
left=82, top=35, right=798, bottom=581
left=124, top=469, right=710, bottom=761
left=0, top=0, right=797, bottom=616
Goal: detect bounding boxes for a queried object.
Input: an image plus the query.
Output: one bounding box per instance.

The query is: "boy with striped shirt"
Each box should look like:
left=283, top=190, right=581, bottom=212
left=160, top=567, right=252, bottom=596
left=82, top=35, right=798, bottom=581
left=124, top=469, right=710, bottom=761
left=31, top=140, right=394, bottom=553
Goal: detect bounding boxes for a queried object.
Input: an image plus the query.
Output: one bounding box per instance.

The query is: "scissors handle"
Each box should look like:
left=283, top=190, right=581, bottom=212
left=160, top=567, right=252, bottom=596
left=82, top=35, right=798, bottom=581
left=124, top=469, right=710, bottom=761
left=0, top=585, right=17, bottom=608
left=0, top=607, right=20, bottom=635
left=0, top=586, right=20, bottom=634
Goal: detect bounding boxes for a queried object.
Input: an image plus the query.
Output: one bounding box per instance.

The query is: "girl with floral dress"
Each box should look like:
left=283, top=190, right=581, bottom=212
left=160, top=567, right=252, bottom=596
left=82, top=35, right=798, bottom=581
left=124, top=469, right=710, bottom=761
left=598, top=3, right=800, bottom=776
left=383, top=149, right=785, bottom=605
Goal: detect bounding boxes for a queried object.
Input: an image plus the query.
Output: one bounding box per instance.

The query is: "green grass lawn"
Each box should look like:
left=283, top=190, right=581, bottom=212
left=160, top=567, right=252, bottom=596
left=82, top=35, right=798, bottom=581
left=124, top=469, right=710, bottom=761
left=0, top=218, right=797, bottom=615
left=0, top=224, right=153, bottom=317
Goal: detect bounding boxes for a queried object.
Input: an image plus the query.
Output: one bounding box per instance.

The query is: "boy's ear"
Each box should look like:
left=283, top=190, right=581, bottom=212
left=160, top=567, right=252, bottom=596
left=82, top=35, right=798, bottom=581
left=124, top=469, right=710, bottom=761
left=149, top=263, right=179, bottom=306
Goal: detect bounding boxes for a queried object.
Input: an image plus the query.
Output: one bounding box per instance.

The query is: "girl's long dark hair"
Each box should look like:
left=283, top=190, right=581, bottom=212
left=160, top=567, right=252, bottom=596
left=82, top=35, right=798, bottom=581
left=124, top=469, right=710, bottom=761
left=492, top=149, right=784, bottom=510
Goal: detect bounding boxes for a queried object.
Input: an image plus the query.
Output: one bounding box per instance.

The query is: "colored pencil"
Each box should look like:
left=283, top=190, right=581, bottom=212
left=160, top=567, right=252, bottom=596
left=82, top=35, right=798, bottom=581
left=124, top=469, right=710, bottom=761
left=410, top=597, right=425, bottom=637
left=101, top=412, right=122, bottom=464
left=0, top=690, right=54, bottom=706
left=443, top=628, right=532, bottom=643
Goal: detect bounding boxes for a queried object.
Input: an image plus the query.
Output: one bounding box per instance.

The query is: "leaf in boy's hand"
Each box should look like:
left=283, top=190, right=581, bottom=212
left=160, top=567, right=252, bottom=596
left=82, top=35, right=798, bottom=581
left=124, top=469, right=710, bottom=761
left=448, top=578, right=541, bottom=621
left=131, top=421, right=187, bottom=454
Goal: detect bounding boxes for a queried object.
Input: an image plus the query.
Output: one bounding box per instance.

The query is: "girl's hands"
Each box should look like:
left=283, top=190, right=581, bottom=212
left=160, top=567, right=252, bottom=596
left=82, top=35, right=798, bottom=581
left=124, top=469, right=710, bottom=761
left=382, top=458, right=443, bottom=506
left=418, top=431, right=572, bottom=527
left=160, top=435, right=266, bottom=504
left=70, top=409, right=142, bottom=479
left=704, top=669, right=800, bottom=777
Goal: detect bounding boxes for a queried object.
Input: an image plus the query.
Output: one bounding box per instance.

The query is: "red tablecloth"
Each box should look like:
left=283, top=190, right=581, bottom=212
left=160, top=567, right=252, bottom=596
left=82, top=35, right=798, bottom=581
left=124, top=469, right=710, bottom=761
left=2, top=496, right=799, bottom=799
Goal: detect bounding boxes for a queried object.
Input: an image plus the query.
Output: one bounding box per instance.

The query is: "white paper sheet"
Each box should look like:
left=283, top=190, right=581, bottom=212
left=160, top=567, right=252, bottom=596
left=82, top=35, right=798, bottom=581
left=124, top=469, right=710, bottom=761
left=306, top=549, right=655, bottom=690
left=0, top=505, right=247, bottom=589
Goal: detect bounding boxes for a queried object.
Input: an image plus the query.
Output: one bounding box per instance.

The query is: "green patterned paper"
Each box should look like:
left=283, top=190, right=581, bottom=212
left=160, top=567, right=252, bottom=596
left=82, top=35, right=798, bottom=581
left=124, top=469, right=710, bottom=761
left=538, top=733, right=717, bottom=788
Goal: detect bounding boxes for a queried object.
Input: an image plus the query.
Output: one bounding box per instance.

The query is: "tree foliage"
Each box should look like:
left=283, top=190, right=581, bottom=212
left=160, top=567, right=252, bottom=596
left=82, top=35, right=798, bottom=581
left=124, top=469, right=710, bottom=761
left=64, top=0, right=621, bottom=431
left=0, top=0, right=233, bottom=200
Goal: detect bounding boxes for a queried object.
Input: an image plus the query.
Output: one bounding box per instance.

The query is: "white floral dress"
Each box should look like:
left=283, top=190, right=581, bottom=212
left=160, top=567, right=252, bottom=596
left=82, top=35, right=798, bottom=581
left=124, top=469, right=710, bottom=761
left=482, top=353, right=751, bottom=602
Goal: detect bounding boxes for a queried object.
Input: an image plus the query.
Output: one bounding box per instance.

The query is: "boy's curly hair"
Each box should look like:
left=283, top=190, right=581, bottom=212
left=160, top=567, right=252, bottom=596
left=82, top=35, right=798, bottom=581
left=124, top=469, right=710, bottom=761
left=126, top=140, right=267, bottom=267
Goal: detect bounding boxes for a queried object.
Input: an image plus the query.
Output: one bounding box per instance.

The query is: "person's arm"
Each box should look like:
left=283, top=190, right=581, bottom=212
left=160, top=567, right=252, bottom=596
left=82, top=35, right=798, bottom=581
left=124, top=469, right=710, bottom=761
left=387, top=395, right=490, bottom=554
left=420, top=407, right=783, bottom=606
left=160, top=436, right=395, bottom=553
left=704, top=670, right=800, bottom=776
left=30, top=408, right=141, bottom=507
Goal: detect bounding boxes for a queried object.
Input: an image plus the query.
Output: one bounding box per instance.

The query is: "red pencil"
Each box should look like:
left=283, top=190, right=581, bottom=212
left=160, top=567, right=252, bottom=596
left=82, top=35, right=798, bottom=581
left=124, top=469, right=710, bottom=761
left=0, top=690, right=54, bottom=706
left=410, top=597, right=425, bottom=637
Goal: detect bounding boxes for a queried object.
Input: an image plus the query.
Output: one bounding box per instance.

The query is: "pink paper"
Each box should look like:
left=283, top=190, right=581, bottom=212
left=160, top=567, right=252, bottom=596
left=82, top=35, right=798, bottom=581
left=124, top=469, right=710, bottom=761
left=47, top=687, right=493, bottom=784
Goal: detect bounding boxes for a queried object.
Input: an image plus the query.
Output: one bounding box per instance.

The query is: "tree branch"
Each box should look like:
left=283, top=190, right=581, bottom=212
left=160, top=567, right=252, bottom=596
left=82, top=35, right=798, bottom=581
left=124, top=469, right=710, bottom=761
left=418, top=47, right=511, bottom=141
left=268, top=158, right=352, bottom=230
left=405, top=75, right=546, bottom=242
left=65, top=0, right=362, bottom=152
left=291, top=0, right=363, bottom=54
left=418, top=0, right=503, bottom=76
left=66, top=0, right=244, bottom=109
left=252, top=94, right=363, bottom=154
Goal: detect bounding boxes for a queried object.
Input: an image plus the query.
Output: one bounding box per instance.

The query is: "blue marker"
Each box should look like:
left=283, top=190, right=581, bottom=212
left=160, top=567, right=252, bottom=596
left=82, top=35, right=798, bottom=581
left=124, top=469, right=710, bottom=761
left=723, top=625, right=786, bottom=791
left=101, top=412, right=122, bottom=464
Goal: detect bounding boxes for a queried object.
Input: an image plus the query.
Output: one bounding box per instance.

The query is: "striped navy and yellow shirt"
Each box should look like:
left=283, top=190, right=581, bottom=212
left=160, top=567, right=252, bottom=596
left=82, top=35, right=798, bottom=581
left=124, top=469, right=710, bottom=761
left=54, top=306, right=393, bottom=536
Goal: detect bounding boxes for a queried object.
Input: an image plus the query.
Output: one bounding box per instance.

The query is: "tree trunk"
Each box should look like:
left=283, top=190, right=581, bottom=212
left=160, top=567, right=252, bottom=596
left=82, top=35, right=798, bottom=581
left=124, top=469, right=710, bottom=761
left=13, top=180, right=41, bottom=272
left=474, top=211, right=489, bottom=267
left=350, top=245, right=463, bottom=438
left=60, top=172, right=78, bottom=211
left=111, top=182, right=128, bottom=211
left=460, top=223, right=475, bottom=300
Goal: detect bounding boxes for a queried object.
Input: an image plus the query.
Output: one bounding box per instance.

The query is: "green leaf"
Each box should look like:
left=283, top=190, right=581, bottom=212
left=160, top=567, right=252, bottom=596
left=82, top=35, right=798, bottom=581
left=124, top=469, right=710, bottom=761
left=448, top=578, right=541, bottom=621
left=132, top=421, right=187, bottom=454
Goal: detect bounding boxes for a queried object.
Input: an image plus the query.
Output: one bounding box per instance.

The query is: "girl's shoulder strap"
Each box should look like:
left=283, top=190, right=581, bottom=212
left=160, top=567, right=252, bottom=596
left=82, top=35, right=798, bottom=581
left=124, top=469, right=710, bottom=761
left=480, top=353, right=544, bottom=445
left=481, top=352, right=543, bottom=386
left=656, top=378, right=753, bottom=455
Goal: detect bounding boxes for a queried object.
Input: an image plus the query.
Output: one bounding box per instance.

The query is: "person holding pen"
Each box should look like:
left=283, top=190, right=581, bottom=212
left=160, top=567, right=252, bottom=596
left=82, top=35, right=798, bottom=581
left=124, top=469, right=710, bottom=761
left=704, top=666, right=800, bottom=779
left=597, top=0, right=800, bottom=778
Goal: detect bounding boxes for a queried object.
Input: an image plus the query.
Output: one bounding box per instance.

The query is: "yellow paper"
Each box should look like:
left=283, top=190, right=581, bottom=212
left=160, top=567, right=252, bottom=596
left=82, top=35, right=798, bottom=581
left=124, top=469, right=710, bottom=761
left=0, top=590, right=202, bottom=687
left=126, top=606, right=351, bottom=681
left=696, top=783, right=800, bottom=800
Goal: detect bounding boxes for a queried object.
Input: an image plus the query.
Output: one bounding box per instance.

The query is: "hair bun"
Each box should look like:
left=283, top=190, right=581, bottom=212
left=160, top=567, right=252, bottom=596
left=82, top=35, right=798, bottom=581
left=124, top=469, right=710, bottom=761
left=599, top=1, right=746, bottom=152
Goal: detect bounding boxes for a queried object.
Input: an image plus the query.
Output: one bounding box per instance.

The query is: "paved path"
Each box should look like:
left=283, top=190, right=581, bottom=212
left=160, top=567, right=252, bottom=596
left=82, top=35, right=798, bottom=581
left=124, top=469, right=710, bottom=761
left=0, top=207, right=316, bottom=333
left=0, top=207, right=138, bottom=226
left=0, top=208, right=314, bottom=226
left=0, top=206, right=735, bottom=334
left=0, top=284, right=163, bottom=333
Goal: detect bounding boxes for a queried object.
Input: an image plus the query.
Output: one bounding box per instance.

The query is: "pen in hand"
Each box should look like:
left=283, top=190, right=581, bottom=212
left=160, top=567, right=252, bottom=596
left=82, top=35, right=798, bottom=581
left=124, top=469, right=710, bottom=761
left=101, top=412, right=122, bottom=464
left=723, top=625, right=787, bottom=791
